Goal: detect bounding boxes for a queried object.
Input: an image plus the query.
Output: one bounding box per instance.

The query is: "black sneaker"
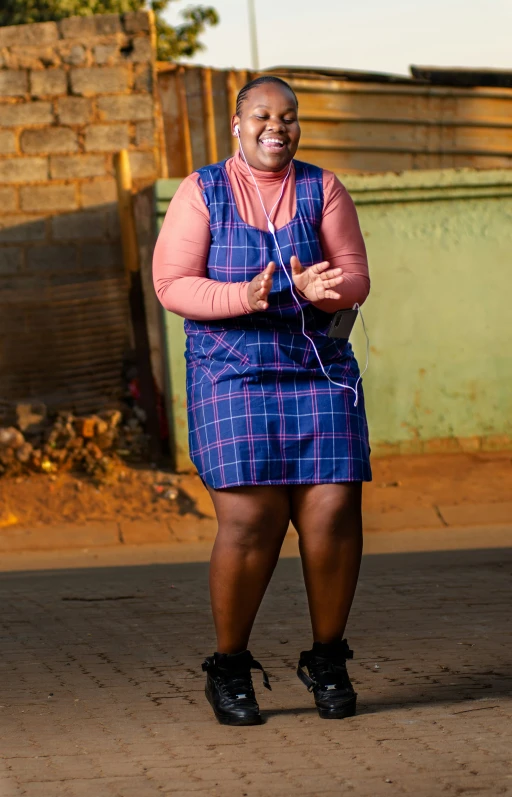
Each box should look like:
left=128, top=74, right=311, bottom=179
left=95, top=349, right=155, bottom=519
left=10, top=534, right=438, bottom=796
left=202, top=650, right=271, bottom=726
left=297, top=639, right=357, bottom=719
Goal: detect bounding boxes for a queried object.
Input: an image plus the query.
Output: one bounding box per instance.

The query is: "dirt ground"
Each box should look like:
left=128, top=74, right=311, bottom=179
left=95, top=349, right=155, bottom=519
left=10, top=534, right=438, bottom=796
left=1, top=451, right=511, bottom=530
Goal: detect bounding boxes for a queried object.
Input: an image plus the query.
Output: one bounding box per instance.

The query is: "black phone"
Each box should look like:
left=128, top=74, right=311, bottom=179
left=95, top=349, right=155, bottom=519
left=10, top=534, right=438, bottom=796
left=327, top=308, right=358, bottom=339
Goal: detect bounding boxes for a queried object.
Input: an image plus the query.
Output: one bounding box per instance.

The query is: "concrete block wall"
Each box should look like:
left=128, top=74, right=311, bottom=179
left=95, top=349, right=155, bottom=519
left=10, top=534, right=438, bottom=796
left=0, top=12, right=161, bottom=422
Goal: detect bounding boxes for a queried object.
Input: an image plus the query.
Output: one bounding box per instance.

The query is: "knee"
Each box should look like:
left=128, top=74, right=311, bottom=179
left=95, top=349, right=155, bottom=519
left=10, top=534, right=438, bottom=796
left=217, top=507, right=289, bottom=551
left=300, top=495, right=362, bottom=543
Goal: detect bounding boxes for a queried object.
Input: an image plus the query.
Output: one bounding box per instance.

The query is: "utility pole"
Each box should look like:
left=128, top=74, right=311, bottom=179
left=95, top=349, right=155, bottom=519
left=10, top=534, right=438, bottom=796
left=247, top=0, right=260, bottom=71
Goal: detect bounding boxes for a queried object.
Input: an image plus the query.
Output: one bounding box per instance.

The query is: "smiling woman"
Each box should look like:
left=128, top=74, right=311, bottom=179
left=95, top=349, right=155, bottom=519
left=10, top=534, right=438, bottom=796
left=233, top=76, right=301, bottom=170
left=153, top=75, right=371, bottom=727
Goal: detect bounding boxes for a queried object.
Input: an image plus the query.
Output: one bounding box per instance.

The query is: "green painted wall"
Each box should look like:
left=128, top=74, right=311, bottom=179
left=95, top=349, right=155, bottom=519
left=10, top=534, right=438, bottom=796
left=155, top=168, right=512, bottom=467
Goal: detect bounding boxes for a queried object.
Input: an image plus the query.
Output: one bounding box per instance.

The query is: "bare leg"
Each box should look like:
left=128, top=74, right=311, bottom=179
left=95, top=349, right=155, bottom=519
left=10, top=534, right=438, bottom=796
left=290, top=483, right=363, bottom=643
left=208, top=485, right=290, bottom=654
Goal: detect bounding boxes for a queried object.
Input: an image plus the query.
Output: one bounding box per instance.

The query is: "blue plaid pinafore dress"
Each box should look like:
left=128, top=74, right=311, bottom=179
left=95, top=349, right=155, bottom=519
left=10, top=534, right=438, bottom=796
left=184, top=159, right=371, bottom=489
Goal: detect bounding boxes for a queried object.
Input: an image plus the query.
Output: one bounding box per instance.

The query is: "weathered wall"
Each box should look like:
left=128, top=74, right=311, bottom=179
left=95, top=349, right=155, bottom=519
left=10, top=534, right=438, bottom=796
left=347, top=168, right=512, bottom=455
left=0, top=12, right=161, bottom=423
left=155, top=168, right=512, bottom=467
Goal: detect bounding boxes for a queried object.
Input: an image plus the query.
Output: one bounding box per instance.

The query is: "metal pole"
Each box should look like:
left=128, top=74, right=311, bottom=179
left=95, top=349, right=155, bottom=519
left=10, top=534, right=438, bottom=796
left=247, top=0, right=259, bottom=71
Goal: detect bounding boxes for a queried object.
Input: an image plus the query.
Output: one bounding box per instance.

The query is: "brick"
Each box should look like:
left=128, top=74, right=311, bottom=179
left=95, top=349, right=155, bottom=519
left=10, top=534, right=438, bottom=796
left=81, top=242, right=120, bottom=269
left=125, top=37, right=153, bottom=63
left=0, top=21, right=58, bottom=48
left=21, top=184, right=77, bottom=212
left=57, top=96, right=92, bottom=125
left=437, top=501, right=512, bottom=527
left=70, top=66, right=130, bottom=96
left=0, top=70, right=28, bottom=97
left=0, top=248, right=22, bottom=275
left=120, top=521, right=173, bottom=545
left=30, top=69, right=67, bottom=97
left=80, top=179, right=117, bottom=207
left=93, top=43, right=120, bottom=66
left=0, top=130, right=16, bottom=154
left=133, top=64, right=152, bottom=93
left=97, top=94, right=153, bottom=121
left=0, top=101, right=53, bottom=127
left=123, top=11, right=151, bottom=33
left=52, top=210, right=107, bottom=241
left=0, top=216, right=46, bottom=243
left=3, top=45, right=59, bottom=71
left=85, top=124, right=129, bottom=152
left=135, top=121, right=154, bottom=147
left=128, top=150, right=156, bottom=178
left=0, top=157, right=48, bottom=183
left=50, top=155, right=106, bottom=180
left=457, top=436, right=482, bottom=453
left=59, top=43, right=87, bottom=67
left=0, top=187, right=17, bottom=211
left=26, top=245, right=77, bottom=272
left=60, top=14, right=122, bottom=39
left=21, top=128, right=78, bottom=155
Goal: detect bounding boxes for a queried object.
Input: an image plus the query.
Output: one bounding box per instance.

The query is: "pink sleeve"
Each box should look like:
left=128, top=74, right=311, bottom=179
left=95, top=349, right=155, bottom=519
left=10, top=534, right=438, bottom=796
left=152, top=175, right=252, bottom=321
left=312, top=171, right=370, bottom=313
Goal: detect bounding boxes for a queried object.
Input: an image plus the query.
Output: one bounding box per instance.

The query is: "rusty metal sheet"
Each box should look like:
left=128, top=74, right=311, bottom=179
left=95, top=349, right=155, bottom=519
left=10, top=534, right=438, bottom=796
left=0, top=273, right=130, bottom=426
left=411, top=66, right=512, bottom=88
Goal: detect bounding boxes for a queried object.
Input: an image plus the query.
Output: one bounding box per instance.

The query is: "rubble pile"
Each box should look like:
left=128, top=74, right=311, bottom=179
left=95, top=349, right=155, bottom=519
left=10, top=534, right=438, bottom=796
left=0, top=403, right=150, bottom=480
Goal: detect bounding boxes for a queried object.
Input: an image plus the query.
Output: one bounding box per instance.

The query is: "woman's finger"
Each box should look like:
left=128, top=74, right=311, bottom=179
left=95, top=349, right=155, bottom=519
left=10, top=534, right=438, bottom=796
left=319, top=267, right=342, bottom=279
left=290, top=255, right=302, bottom=274
left=310, top=260, right=331, bottom=274
left=320, top=275, right=344, bottom=289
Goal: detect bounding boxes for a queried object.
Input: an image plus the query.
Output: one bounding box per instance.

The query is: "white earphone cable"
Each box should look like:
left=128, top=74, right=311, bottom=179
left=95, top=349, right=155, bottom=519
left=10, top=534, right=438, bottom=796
left=235, top=128, right=369, bottom=406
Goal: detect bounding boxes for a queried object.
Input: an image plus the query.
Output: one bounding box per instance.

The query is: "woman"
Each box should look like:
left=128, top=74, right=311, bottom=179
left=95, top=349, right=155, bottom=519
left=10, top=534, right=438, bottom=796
left=153, top=76, right=371, bottom=726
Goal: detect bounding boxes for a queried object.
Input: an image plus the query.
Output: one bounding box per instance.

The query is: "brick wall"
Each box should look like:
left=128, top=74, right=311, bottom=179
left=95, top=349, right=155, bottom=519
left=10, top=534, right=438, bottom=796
left=0, top=11, right=161, bottom=422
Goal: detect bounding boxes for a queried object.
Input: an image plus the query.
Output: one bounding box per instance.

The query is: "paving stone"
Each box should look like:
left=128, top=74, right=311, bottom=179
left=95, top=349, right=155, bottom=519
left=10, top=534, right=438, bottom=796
left=0, top=539, right=510, bottom=797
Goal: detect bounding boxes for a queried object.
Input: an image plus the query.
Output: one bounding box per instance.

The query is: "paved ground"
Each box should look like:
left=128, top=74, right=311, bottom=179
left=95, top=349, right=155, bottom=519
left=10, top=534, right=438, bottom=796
left=1, top=530, right=511, bottom=797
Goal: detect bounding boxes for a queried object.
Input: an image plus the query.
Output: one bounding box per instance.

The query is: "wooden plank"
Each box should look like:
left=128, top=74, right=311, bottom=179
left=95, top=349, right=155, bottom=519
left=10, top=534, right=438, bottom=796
left=212, top=68, right=232, bottom=162
left=158, top=68, right=188, bottom=178
left=114, top=150, right=163, bottom=463
left=226, top=70, right=239, bottom=156
left=177, top=67, right=193, bottom=174
left=201, top=67, right=218, bottom=164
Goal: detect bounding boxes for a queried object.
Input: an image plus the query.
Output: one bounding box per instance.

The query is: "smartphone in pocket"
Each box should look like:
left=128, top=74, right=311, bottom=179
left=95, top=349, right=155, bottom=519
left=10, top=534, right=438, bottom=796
left=327, top=308, right=358, bottom=339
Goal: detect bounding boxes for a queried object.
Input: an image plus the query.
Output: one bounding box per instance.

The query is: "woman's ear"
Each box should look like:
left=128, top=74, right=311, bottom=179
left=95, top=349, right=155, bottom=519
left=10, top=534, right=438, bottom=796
left=232, top=115, right=240, bottom=136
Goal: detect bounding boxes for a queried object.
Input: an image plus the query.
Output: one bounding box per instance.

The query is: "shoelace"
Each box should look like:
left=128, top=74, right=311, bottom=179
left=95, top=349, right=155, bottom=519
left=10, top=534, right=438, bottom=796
left=202, top=655, right=272, bottom=694
left=297, top=645, right=353, bottom=692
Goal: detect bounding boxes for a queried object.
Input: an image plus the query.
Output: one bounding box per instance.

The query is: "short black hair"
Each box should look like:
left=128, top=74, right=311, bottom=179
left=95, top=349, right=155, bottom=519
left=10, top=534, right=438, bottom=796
left=236, top=76, right=298, bottom=117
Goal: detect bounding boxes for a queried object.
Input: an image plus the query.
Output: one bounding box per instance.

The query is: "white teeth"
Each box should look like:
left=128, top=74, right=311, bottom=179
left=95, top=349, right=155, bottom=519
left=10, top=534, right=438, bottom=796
left=261, top=138, right=284, bottom=146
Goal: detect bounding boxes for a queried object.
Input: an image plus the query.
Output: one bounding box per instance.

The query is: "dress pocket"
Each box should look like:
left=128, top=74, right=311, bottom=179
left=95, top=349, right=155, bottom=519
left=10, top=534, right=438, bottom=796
left=188, top=330, right=251, bottom=379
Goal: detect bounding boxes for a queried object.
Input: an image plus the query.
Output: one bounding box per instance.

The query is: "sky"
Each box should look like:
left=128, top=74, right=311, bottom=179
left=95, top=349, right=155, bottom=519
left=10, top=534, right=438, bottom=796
left=164, top=0, right=512, bottom=76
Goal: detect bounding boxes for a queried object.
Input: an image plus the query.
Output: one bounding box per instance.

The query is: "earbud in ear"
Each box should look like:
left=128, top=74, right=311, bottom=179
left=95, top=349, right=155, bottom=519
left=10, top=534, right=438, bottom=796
left=234, top=124, right=240, bottom=136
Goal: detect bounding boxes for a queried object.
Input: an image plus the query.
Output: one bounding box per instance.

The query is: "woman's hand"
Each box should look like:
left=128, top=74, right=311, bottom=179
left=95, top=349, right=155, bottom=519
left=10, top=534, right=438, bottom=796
left=247, top=261, right=275, bottom=311
left=290, top=255, right=344, bottom=302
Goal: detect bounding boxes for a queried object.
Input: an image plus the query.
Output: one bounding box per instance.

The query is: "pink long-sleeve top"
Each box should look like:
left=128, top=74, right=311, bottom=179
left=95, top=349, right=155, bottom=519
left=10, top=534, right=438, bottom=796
left=153, top=152, right=370, bottom=321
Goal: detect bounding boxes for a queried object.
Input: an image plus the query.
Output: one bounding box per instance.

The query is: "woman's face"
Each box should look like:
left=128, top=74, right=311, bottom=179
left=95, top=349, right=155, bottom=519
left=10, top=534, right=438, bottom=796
left=233, top=83, right=300, bottom=172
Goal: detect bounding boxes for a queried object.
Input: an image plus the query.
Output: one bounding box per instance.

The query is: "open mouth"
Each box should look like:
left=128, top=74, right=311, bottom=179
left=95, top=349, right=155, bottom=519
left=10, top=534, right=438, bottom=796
left=259, top=138, right=287, bottom=151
